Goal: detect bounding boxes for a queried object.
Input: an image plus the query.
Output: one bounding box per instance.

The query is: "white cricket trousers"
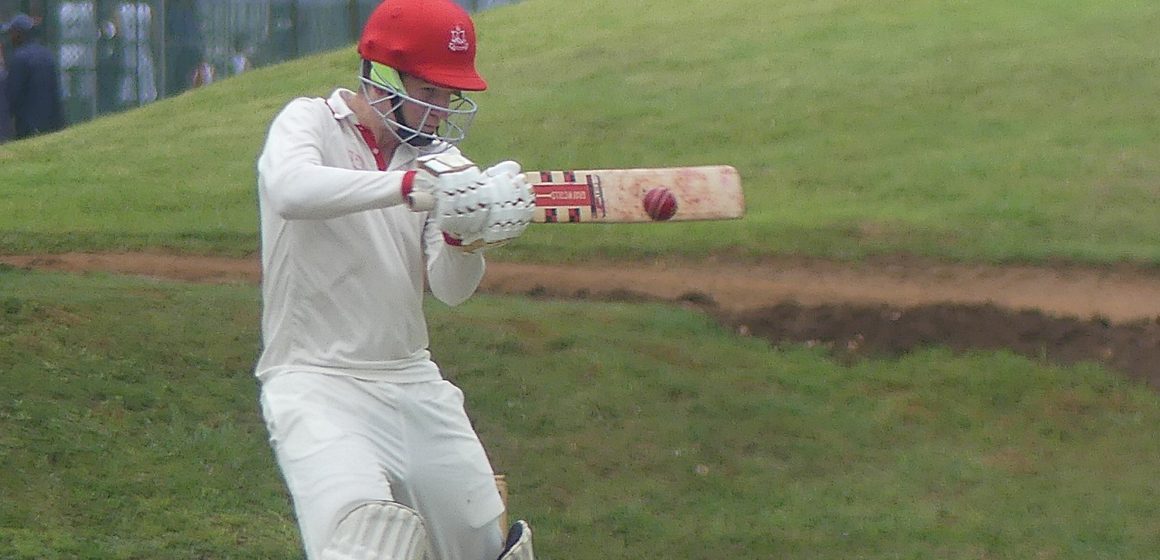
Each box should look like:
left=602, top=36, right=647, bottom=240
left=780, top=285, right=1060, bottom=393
left=259, top=371, right=505, bottom=560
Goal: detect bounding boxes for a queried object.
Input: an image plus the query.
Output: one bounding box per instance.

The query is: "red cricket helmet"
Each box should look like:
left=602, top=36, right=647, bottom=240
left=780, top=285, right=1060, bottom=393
left=358, top=0, right=487, bottom=92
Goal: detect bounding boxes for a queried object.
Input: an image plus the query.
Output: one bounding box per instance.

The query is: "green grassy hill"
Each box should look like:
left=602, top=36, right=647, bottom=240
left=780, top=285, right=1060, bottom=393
left=1, top=0, right=1157, bottom=264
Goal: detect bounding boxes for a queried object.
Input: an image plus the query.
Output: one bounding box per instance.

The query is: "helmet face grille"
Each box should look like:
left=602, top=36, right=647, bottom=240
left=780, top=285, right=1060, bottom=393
left=359, top=69, right=478, bottom=147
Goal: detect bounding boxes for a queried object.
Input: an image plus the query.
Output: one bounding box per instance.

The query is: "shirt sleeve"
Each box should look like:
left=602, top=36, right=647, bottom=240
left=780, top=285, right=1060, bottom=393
left=423, top=215, right=485, bottom=306
left=257, top=97, right=408, bottom=220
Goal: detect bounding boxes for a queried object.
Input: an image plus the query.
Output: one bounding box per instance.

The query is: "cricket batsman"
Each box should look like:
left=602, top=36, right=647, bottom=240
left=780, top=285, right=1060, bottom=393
left=254, top=0, right=536, bottom=558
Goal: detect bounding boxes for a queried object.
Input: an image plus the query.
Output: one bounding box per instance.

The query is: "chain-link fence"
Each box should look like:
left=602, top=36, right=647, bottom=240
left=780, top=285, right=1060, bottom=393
left=0, top=0, right=514, bottom=127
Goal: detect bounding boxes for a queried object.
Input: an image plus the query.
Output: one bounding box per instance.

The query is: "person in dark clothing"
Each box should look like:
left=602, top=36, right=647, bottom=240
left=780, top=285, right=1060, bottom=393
left=164, top=0, right=203, bottom=96
left=3, top=14, right=65, bottom=139
left=0, top=41, right=13, bottom=142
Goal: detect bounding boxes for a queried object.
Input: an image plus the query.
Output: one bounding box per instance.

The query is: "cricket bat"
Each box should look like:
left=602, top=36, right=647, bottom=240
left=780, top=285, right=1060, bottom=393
left=495, top=474, right=508, bottom=530
left=526, top=165, right=743, bottom=223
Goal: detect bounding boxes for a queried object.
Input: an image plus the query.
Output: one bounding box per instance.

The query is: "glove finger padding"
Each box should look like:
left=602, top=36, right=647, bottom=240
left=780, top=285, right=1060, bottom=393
left=445, top=164, right=535, bottom=253
left=437, top=179, right=493, bottom=247
left=484, top=160, right=523, bottom=179
left=482, top=170, right=535, bottom=247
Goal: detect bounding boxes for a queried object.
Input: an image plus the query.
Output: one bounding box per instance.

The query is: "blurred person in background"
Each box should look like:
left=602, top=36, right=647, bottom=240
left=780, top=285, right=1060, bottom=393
left=0, top=38, right=12, bottom=141
left=190, top=58, right=214, bottom=88
left=115, top=1, right=156, bottom=105
left=228, top=33, right=253, bottom=77
left=3, top=13, right=64, bottom=139
left=164, top=0, right=202, bottom=95
left=56, top=1, right=97, bottom=117
left=96, top=3, right=124, bottom=113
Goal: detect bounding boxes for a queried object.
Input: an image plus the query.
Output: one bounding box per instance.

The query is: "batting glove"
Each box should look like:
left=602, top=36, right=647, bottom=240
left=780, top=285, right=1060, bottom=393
left=443, top=161, right=536, bottom=253
left=403, top=152, right=484, bottom=215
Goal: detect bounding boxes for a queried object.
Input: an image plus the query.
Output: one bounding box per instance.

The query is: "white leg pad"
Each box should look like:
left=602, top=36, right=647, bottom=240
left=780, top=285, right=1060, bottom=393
left=496, top=520, right=534, bottom=560
left=321, top=501, right=432, bottom=560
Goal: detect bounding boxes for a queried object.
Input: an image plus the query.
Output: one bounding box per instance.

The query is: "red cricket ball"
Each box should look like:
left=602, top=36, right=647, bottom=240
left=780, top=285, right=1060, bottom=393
left=642, top=187, right=678, bottom=221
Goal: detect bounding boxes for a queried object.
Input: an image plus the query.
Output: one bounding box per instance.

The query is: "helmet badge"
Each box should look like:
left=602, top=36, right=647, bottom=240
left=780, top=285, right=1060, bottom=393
left=448, top=24, right=470, bottom=52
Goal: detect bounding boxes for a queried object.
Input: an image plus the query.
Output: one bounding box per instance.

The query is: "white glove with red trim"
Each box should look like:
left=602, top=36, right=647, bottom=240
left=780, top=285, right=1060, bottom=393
left=404, top=155, right=534, bottom=253
left=443, top=161, right=535, bottom=253
left=403, top=152, right=483, bottom=214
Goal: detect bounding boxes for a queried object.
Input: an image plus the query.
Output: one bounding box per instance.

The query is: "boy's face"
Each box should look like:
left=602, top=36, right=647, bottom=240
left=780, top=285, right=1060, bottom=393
left=362, top=64, right=478, bottom=147
left=396, top=74, right=457, bottom=138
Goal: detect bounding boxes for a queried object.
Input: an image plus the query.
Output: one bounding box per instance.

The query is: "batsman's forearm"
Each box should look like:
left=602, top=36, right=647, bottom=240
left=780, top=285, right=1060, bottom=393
left=258, top=159, right=410, bottom=220
left=425, top=222, right=485, bottom=306
left=257, top=98, right=411, bottom=219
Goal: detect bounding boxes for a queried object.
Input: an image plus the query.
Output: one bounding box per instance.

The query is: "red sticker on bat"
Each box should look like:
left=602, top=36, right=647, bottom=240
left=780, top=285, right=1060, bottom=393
left=533, top=183, right=594, bottom=207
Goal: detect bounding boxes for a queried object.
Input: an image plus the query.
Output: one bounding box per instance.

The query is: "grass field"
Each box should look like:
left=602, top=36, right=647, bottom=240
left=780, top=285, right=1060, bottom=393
left=2, top=269, right=1157, bottom=559
left=1, top=0, right=1159, bottom=558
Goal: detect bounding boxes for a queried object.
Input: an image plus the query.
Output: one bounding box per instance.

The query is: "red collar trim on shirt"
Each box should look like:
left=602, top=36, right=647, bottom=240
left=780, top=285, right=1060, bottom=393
left=326, top=91, right=388, bottom=171
left=354, top=123, right=387, bottom=171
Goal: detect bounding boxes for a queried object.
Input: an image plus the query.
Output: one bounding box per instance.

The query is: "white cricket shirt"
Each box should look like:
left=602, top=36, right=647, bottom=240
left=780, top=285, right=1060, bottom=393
left=254, top=89, right=485, bottom=383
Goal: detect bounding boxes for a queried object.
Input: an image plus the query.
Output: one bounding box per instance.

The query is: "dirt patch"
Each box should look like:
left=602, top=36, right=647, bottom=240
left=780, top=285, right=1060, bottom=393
left=720, top=302, right=1159, bottom=389
left=2, top=252, right=1158, bottom=389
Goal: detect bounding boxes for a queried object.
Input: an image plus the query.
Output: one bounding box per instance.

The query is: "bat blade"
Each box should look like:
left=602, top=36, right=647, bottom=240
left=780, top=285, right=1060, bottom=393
left=526, top=165, right=743, bottom=223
